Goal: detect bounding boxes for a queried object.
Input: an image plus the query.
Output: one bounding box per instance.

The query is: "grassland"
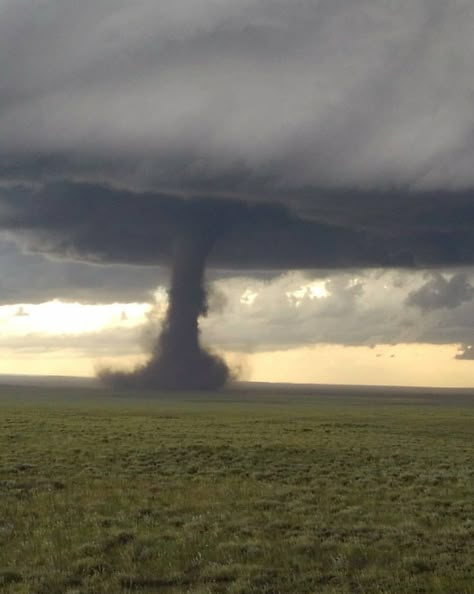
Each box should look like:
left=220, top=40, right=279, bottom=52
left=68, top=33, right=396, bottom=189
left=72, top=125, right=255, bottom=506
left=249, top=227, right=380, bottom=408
left=0, top=382, right=473, bottom=593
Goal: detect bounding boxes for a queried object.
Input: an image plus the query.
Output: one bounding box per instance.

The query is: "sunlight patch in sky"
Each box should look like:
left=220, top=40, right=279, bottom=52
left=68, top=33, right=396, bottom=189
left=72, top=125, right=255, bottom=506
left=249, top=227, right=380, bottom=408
left=0, top=301, right=151, bottom=335
left=286, top=280, right=330, bottom=306
left=239, top=289, right=259, bottom=306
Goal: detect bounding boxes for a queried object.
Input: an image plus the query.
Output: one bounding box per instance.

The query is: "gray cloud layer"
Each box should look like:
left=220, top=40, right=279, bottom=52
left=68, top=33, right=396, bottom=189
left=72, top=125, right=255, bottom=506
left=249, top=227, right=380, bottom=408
left=406, top=272, right=474, bottom=310
left=0, top=238, right=166, bottom=304
left=2, top=183, right=474, bottom=276
left=201, top=270, right=474, bottom=352
left=1, top=1, right=474, bottom=277
left=1, top=0, right=473, bottom=192
left=0, top=182, right=383, bottom=271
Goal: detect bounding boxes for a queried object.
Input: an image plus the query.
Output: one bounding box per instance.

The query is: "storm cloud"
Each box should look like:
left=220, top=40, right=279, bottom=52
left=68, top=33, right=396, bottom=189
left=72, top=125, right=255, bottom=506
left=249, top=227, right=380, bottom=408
left=406, top=272, right=474, bottom=311
left=202, top=271, right=474, bottom=351
left=2, top=183, right=474, bottom=271
left=1, top=0, right=474, bottom=385
left=0, top=182, right=389, bottom=389
left=2, top=0, right=474, bottom=253
left=1, top=0, right=474, bottom=192
left=0, top=238, right=166, bottom=304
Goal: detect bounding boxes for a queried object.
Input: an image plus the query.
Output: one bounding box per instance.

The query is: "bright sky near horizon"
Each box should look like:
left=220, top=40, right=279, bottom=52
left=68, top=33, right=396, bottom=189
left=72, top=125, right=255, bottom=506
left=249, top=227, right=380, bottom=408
left=1, top=270, right=474, bottom=387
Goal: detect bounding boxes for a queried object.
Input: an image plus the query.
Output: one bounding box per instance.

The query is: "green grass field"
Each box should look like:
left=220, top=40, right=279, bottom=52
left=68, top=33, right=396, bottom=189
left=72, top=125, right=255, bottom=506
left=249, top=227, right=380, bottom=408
left=0, top=383, right=473, bottom=593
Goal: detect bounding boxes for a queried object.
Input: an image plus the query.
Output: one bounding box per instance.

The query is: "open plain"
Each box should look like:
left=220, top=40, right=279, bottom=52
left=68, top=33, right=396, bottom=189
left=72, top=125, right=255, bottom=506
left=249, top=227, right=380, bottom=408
left=0, top=381, right=473, bottom=593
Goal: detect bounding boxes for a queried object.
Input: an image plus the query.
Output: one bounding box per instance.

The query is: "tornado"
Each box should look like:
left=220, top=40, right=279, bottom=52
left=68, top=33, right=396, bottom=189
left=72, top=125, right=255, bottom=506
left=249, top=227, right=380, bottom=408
left=99, top=203, right=242, bottom=390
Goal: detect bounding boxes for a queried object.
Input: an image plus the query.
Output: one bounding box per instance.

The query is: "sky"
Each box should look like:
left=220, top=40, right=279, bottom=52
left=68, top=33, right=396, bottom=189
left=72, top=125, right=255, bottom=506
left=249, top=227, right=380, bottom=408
left=1, top=0, right=474, bottom=386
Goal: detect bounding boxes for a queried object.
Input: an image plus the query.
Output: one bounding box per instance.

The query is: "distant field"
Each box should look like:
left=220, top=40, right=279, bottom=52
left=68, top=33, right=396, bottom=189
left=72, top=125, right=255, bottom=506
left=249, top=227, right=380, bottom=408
left=0, top=383, right=473, bottom=593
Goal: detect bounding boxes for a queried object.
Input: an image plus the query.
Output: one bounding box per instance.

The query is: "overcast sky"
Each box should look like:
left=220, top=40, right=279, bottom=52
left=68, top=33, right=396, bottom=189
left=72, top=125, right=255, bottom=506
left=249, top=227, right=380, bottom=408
left=1, top=0, right=474, bottom=384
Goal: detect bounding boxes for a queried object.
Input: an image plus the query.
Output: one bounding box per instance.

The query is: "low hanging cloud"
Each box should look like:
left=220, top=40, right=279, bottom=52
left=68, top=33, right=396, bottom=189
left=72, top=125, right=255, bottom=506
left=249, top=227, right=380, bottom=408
left=455, top=345, right=474, bottom=360
left=0, top=238, right=166, bottom=305
left=406, top=272, right=474, bottom=310
left=201, top=270, right=474, bottom=352
left=202, top=271, right=418, bottom=350
left=2, top=183, right=474, bottom=273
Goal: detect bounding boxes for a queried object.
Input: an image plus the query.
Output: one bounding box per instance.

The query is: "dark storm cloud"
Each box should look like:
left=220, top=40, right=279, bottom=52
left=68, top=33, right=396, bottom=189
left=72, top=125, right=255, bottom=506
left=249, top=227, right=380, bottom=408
left=0, top=238, right=166, bottom=304
left=2, top=183, right=474, bottom=271
left=2, top=0, right=474, bottom=383
left=406, top=272, right=474, bottom=310
left=0, top=0, right=473, bottom=193
left=0, top=236, right=277, bottom=305
left=1, top=0, right=473, bottom=259
left=0, top=182, right=381, bottom=270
